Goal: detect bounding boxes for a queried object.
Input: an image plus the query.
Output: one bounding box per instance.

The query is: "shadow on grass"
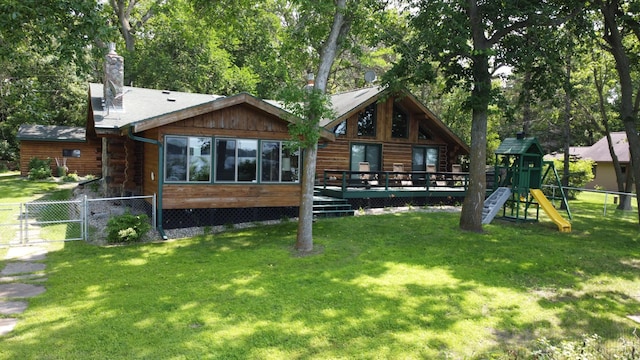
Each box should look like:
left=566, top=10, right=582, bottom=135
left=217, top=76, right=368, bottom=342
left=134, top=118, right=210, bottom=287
left=1, top=209, right=639, bottom=359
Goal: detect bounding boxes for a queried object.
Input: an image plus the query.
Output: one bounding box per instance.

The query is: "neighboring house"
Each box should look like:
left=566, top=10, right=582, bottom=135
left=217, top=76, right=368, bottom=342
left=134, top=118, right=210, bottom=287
left=581, top=132, right=632, bottom=191
left=544, top=132, right=632, bottom=191
left=18, top=125, right=102, bottom=177
left=17, top=46, right=469, bottom=231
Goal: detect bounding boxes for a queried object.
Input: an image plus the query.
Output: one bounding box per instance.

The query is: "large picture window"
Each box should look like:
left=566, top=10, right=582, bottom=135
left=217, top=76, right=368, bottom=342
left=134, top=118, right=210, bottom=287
left=165, top=136, right=211, bottom=182
left=215, top=139, right=257, bottom=182
left=262, top=141, right=300, bottom=182
left=215, top=138, right=299, bottom=183
left=166, top=136, right=299, bottom=184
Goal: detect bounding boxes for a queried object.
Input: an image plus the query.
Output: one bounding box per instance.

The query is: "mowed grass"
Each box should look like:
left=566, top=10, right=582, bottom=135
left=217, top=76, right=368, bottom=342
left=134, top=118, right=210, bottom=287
left=0, top=172, right=80, bottom=248
left=0, top=172, right=70, bottom=256
left=0, top=183, right=639, bottom=358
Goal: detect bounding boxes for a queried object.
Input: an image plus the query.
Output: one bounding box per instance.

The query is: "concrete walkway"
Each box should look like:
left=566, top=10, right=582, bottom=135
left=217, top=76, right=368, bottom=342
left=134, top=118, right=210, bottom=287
left=0, top=246, right=48, bottom=336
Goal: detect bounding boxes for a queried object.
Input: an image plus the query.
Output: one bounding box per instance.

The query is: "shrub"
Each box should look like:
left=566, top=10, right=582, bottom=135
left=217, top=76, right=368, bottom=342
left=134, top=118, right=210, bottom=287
left=0, top=140, right=17, bottom=161
left=0, top=163, right=8, bottom=173
left=62, top=172, right=80, bottom=182
left=106, top=212, right=151, bottom=243
left=27, top=157, right=52, bottom=180
left=542, top=159, right=594, bottom=199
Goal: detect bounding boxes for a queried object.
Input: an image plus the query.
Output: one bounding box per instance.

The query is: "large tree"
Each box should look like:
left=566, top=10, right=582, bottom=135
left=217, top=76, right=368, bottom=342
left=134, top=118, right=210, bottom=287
left=0, top=0, right=110, bottom=162
left=594, top=0, right=640, bottom=222
left=388, top=0, right=579, bottom=232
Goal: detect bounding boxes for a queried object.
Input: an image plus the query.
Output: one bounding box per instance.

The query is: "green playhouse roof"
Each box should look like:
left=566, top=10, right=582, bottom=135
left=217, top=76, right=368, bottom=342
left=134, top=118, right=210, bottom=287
left=495, top=137, right=543, bottom=156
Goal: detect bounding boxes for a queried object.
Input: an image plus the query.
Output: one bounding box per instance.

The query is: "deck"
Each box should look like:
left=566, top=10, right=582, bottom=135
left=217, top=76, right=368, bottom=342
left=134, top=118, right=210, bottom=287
left=317, top=169, right=469, bottom=200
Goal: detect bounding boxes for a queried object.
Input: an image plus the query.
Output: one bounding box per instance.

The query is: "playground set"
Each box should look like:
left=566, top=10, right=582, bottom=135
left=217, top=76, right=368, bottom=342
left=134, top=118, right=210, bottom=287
left=482, top=135, right=572, bottom=232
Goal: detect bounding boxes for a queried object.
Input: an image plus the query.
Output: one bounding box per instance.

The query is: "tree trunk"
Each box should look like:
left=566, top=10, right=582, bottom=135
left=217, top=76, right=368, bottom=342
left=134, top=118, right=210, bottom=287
left=594, top=67, right=631, bottom=209
left=561, top=53, right=571, bottom=210
left=295, top=144, right=317, bottom=252
left=459, top=0, right=490, bottom=232
left=599, top=1, right=640, bottom=223
left=295, top=0, right=348, bottom=251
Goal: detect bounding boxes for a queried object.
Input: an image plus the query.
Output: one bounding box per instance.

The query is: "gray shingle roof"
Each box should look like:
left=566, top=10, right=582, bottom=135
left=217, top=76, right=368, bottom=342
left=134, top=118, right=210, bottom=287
left=90, top=83, right=224, bottom=131
left=581, top=132, right=630, bottom=162
left=17, top=124, right=86, bottom=142
left=322, top=86, right=385, bottom=127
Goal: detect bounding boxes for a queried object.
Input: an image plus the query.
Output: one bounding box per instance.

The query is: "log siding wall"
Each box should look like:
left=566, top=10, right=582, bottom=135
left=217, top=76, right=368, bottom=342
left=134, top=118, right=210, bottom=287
left=19, top=138, right=102, bottom=177
left=317, top=96, right=455, bottom=175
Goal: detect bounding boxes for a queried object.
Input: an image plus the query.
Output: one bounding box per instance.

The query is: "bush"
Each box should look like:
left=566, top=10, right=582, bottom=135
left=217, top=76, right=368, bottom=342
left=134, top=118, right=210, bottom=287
left=106, top=212, right=151, bottom=243
left=542, top=159, right=594, bottom=199
left=62, top=172, right=80, bottom=182
left=27, top=157, right=52, bottom=180
left=0, top=140, right=17, bottom=161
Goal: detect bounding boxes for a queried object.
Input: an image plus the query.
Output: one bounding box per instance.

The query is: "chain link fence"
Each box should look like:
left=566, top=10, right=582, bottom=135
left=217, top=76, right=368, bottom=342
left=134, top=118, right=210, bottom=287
left=0, top=202, right=22, bottom=246
left=24, top=199, right=84, bottom=243
left=0, top=195, right=155, bottom=246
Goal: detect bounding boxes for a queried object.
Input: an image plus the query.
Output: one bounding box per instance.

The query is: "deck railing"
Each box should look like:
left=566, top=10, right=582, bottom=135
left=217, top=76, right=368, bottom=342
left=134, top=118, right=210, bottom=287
left=320, top=169, right=470, bottom=192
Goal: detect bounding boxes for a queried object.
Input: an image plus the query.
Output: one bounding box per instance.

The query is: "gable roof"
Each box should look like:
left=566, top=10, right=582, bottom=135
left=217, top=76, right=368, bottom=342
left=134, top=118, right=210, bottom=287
left=90, top=83, right=327, bottom=136
left=323, top=86, right=470, bottom=154
left=17, top=124, right=86, bottom=142
left=581, top=132, right=630, bottom=163
left=544, top=146, right=591, bottom=160
left=324, top=87, right=386, bottom=127
left=495, top=137, right=544, bottom=156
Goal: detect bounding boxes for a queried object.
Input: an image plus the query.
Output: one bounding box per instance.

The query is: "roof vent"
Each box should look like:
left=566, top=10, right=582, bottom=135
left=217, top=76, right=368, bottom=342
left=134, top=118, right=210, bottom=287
left=167, top=97, right=176, bottom=102
left=162, top=90, right=171, bottom=94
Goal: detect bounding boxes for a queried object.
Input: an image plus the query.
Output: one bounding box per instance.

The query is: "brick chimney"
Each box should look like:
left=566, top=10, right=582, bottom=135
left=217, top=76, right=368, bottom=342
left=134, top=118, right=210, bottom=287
left=104, top=43, right=124, bottom=111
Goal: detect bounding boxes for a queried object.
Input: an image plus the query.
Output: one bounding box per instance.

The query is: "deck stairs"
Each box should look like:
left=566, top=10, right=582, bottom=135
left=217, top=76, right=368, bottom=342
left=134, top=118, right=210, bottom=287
left=481, top=187, right=512, bottom=224
left=313, top=190, right=354, bottom=218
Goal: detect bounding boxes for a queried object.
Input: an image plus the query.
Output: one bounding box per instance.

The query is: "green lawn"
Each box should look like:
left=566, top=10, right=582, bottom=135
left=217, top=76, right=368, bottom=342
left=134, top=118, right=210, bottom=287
left=0, top=173, right=76, bottom=250
left=0, top=181, right=639, bottom=358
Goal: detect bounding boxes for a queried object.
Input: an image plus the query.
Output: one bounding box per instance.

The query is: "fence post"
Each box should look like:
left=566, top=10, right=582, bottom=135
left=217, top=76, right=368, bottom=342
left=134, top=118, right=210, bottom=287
left=19, top=203, right=24, bottom=244
left=152, top=193, right=157, bottom=230
left=83, top=195, right=88, bottom=241
left=24, top=203, right=28, bottom=244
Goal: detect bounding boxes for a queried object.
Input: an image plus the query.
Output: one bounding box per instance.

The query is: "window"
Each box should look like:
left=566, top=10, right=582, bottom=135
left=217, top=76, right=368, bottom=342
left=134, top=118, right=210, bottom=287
left=391, top=105, right=408, bottom=138
left=262, top=141, right=300, bottom=182
left=62, top=149, right=81, bottom=158
left=333, top=121, right=346, bottom=136
left=357, top=103, right=376, bottom=137
left=166, top=136, right=299, bottom=184
left=350, top=143, right=381, bottom=177
left=418, top=125, right=432, bottom=140
left=215, top=139, right=257, bottom=182
left=215, top=138, right=299, bottom=183
left=412, top=146, right=438, bottom=171
left=165, top=136, right=211, bottom=182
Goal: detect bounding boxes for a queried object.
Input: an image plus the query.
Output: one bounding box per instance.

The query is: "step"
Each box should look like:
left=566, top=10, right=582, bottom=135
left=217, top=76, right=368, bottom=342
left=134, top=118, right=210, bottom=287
left=313, top=209, right=354, bottom=217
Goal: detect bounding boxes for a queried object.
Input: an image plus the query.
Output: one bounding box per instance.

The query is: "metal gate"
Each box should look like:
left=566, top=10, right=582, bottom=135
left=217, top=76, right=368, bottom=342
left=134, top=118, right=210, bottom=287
left=0, top=194, right=155, bottom=246
left=22, top=199, right=84, bottom=244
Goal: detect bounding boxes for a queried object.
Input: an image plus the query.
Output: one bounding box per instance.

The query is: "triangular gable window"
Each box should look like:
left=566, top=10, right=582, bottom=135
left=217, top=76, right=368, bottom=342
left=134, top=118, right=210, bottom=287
left=418, top=125, right=432, bottom=140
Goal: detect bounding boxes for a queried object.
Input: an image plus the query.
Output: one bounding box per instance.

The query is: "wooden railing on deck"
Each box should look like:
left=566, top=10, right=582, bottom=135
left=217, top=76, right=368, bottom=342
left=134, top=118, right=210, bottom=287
left=320, top=169, right=469, bottom=192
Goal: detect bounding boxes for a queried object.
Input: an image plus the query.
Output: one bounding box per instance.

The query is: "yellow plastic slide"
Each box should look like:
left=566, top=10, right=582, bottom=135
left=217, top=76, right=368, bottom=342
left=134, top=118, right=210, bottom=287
left=530, top=189, right=571, bottom=232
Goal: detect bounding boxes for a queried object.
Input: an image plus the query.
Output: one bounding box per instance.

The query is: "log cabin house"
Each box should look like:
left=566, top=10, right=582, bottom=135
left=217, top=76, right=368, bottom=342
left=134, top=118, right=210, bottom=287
left=18, top=46, right=469, bottom=232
